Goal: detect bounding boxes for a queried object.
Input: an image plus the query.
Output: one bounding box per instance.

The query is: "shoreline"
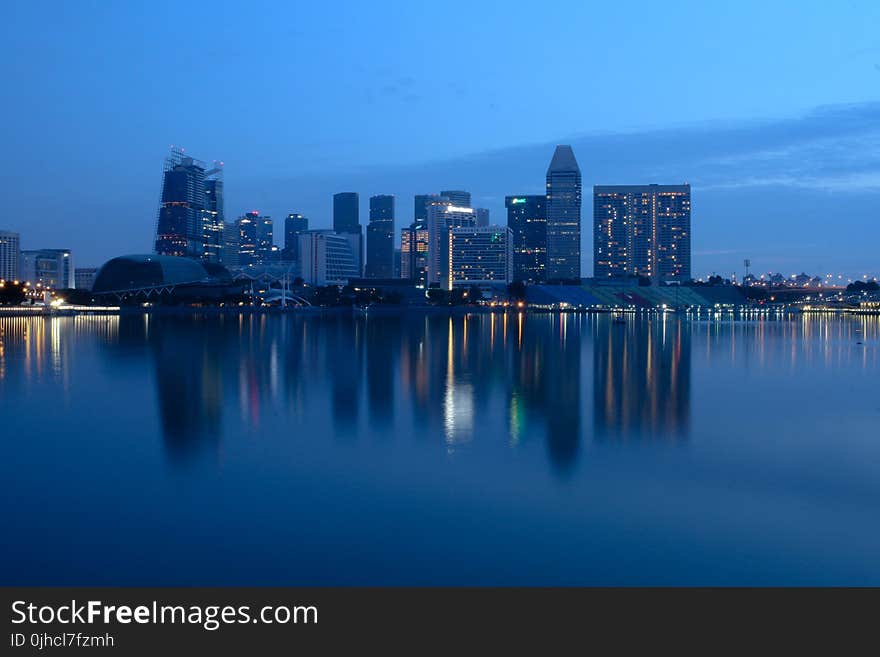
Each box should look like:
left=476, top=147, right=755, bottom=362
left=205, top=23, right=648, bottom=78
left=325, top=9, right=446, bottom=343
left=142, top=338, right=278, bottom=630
left=0, top=304, right=877, bottom=318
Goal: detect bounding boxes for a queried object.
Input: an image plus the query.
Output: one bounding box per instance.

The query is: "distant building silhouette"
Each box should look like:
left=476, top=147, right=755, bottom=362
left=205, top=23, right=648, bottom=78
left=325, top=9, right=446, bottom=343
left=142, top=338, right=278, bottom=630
left=333, top=192, right=362, bottom=275
left=221, top=222, right=240, bottom=267
left=366, top=195, right=395, bottom=278
left=475, top=207, right=490, bottom=227
left=283, top=213, right=309, bottom=264
left=414, top=194, right=441, bottom=222
left=440, top=190, right=471, bottom=207
left=74, top=267, right=98, bottom=291
left=0, top=230, right=20, bottom=281
left=593, top=184, right=691, bottom=282
left=545, top=146, right=582, bottom=280
left=505, top=195, right=546, bottom=283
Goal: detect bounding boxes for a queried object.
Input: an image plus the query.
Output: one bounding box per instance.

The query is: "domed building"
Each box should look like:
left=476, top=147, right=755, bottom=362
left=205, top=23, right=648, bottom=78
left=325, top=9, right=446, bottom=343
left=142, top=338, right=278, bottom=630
left=92, top=255, right=236, bottom=302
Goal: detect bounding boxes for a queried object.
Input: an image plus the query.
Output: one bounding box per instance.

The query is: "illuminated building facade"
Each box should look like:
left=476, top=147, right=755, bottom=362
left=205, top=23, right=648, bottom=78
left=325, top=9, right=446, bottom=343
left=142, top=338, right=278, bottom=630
left=202, top=175, right=224, bottom=263
left=426, top=200, right=476, bottom=288
left=545, top=145, right=582, bottom=281
left=0, top=230, right=20, bottom=281
left=593, top=184, right=691, bottom=281
left=400, top=221, right=429, bottom=286
left=449, top=225, right=513, bottom=288
left=236, top=214, right=257, bottom=266
left=20, top=249, right=72, bottom=288
left=505, top=195, right=546, bottom=283
left=366, top=194, right=395, bottom=278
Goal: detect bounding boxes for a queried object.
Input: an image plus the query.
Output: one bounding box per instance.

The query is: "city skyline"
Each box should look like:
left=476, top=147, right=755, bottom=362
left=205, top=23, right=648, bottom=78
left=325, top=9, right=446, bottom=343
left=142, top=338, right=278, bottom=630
left=2, top=3, right=879, bottom=278
left=3, top=112, right=879, bottom=281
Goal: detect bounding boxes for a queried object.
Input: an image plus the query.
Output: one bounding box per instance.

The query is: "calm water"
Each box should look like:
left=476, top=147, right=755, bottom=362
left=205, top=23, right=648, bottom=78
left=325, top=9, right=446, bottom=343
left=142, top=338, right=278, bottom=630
left=1, top=312, right=878, bottom=585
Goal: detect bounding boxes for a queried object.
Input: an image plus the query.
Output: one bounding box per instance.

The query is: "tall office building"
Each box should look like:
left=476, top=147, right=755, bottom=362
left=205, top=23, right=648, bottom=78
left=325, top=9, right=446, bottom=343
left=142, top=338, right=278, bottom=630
left=475, top=208, right=490, bottom=227
left=414, top=194, right=441, bottom=222
left=236, top=213, right=258, bottom=266
left=333, top=192, right=362, bottom=275
left=20, top=249, right=72, bottom=288
left=426, top=200, right=477, bottom=289
left=400, top=221, right=429, bottom=285
left=449, top=225, right=513, bottom=288
left=333, top=192, right=359, bottom=232
left=283, top=213, right=309, bottom=263
left=154, top=148, right=222, bottom=262
left=221, top=222, right=240, bottom=267
left=0, top=230, right=20, bottom=281
left=545, top=145, right=582, bottom=281
left=254, top=214, right=274, bottom=263
left=365, top=195, right=395, bottom=278
left=299, top=230, right=361, bottom=285
left=202, top=169, right=224, bottom=263
left=440, top=190, right=471, bottom=207
left=593, top=184, right=691, bottom=281
left=505, top=195, right=547, bottom=283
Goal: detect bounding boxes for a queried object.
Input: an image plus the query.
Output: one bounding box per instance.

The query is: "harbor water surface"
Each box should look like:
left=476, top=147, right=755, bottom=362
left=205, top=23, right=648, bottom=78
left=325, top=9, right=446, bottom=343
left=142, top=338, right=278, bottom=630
left=1, top=312, right=878, bottom=585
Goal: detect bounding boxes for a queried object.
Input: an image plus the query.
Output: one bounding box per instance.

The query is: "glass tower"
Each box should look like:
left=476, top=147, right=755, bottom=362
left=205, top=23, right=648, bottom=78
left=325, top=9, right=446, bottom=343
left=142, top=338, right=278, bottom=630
left=366, top=195, right=395, bottom=278
left=545, top=145, right=582, bottom=281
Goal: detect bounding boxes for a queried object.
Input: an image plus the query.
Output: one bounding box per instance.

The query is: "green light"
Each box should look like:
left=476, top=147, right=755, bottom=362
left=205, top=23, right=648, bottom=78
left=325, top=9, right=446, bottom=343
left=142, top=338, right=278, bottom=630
left=511, top=198, right=527, bottom=204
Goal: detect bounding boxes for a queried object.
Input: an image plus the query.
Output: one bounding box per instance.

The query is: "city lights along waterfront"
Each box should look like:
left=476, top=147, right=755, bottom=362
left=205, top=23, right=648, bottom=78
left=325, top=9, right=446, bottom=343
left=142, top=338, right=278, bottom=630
left=1, top=311, right=878, bottom=585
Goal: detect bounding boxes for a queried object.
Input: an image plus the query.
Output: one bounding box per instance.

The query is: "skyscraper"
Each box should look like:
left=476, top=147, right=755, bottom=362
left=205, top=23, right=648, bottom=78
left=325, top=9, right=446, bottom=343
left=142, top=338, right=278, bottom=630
left=283, top=213, right=309, bottom=263
left=254, top=214, right=274, bottom=263
left=221, top=222, right=240, bottom=267
left=20, top=249, right=72, bottom=288
left=154, top=148, right=222, bottom=262
left=545, top=145, right=582, bottom=281
left=440, top=190, right=471, bottom=207
left=475, top=208, right=490, bottom=227
left=333, top=192, right=360, bottom=232
left=236, top=213, right=258, bottom=266
left=366, top=195, right=395, bottom=278
left=0, top=230, right=20, bottom=281
left=400, top=222, right=429, bottom=286
left=333, top=192, right=362, bottom=275
left=505, top=195, right=547, bottom=283
left=426, top=200, right=477, bottom=289
left=202, top=172, right=224, bottom=263
left=593, top=184, right=691, bottom=281
left=414, top=194, right=441, bottom=222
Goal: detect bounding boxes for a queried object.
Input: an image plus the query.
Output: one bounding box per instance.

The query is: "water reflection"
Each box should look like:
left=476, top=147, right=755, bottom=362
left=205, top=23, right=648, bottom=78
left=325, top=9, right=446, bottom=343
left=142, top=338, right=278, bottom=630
left=593, top=316, right=690, bottom=442
left=1, top=313, right=877, bottom=475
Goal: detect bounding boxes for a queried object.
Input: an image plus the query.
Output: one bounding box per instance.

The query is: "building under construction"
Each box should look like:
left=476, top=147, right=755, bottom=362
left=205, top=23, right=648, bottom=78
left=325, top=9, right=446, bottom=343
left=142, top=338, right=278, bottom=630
left=154, top=148, right=224, bottom=263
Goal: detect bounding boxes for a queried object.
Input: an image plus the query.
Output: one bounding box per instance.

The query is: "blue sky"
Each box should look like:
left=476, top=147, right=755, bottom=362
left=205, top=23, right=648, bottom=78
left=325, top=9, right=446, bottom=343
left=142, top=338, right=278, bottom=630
left=1, top=0, right=879, bottom=277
